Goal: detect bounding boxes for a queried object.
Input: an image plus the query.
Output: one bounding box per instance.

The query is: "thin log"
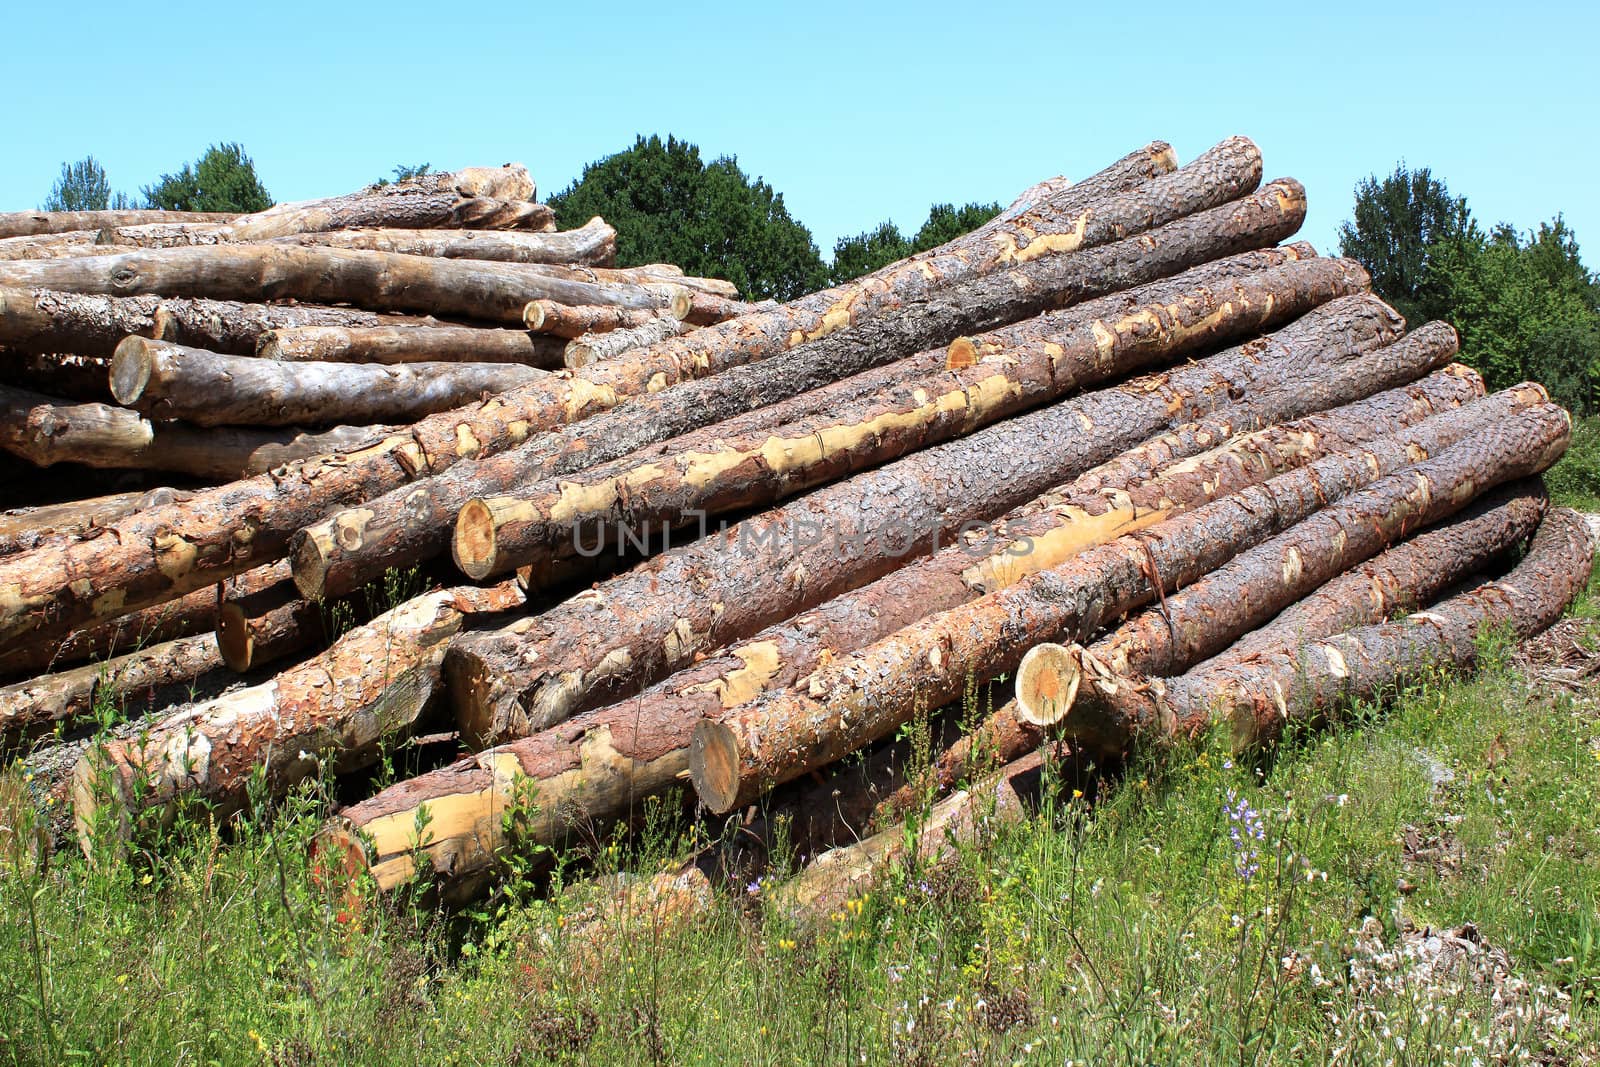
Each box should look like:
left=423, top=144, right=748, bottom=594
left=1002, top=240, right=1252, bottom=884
left=0, top=231, right=106, bottom=261
left=523, top=302, right=668, bottom=338
left=872, top=703, right=1045, bottom=828
left=0, top=383, right=153, bottom=466
left=0, top=210, right=234, bottom=239
left=70, top=582, right=524, bottom=849
left=110, top=337, right=547, bottom=427
left=453, top=256, right=1373, bottom=583
left=0, top=245, right=684, bottom=324
left=1, top=487, right=194, bottom=557
left=679, top=290, right=760, bottom=326
left=447, top=294, right=1419, bottom=747
left=215, top=580, right=330, bottom=673
left=1062, top=507, right=1595, bottom=751
left=256, top=325, right=564, bottom=368
left=265, top=217, right=616, bottom=266
left=564, top=317, right=692, bottom=368
left=686, top=390, right=1563, bottom=812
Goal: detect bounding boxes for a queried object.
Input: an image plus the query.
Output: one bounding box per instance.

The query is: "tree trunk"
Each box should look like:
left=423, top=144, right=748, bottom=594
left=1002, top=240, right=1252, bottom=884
left=678, top=290, right=762, bottom=326
left=446, top=294, right=1418, bottom=747
left=70, top=581, right=524, bottom=849
left=523, top=302, right=670, bottom=338
left=215, top=578, right=331, bottom=673
left=1063, top=507, right=1594, bottom=751
left=598, top=364, right=1481, bottom=783
left=290, top=191, right=1311, bottom=601
left=109, top=337, right=547, bottom=427
left=0, top=210, right=234, bottom=239
left=256, top=325, right=564, bottom=368
left=0, top=245, right=685, bottom=324
left=1, top=383, right=153, bottom=466
left=0, top=231, right=107, bottom=261
left=264, top=217, right=614, bottom=265
left=564, top=317, right=692, bottom=368
left=0, top=634, right=223, bottom=752
left=1, top=486, right=194, bottom=557
left=686, top=388, right=1560, bottom=812
left=453, top=255, right=1371, bottom=583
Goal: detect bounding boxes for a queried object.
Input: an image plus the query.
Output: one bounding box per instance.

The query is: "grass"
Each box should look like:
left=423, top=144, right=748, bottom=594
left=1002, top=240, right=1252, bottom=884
left=3, top=571, right=1598, bottom=1064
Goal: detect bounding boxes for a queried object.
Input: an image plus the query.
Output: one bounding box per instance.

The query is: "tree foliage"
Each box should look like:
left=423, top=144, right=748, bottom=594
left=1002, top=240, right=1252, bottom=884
left=1341, top=164, right=1600, bottom=415
left=373, top=163, right=432, bottom=188
left=550, top=135, right=826, bottom=302
left=829, top=201, right=1002, bottom=284
left=42, top=156, right=130, bottom=211
left=142, top=143, right=272, bottom=213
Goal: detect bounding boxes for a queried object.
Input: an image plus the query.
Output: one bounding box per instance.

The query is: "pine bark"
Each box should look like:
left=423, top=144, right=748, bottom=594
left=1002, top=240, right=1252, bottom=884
left=0, top=383, right=153, bottom=466
left=564, top=317, right=692, bottom=368
left=1, top=486, right=194, bottom=557
left=453, top=255, right=1372, bottom=583
left=110, top=337, right=547, bottom=427
left=255, top=324, right=564, bottom=368
left=446, top=294, right=1420, bottom=747
left=0, top=210, right=234, bottom=239
left=265, top=217, right=615, bottom=265
left=523, top=302, right=669, bottom=338
left=290, top=188, right=1311, bottom=601
left=70, top=581, right=524, bottom=849
left=686, top=388, right=1561, bottom=812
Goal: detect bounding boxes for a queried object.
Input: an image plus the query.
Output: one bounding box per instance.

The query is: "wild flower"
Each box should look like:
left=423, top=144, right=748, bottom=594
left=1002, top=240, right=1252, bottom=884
left=1224, top=787, right=1266, bottom=883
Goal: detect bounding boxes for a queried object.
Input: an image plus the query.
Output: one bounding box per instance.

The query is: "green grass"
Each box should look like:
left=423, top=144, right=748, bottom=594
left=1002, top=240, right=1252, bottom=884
left=4, top=609, right=1600, bottom=1065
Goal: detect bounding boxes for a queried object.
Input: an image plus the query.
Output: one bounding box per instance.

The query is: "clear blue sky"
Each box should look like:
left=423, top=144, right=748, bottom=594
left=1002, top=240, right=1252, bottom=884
left=5, top=0, right=1595, bottom=266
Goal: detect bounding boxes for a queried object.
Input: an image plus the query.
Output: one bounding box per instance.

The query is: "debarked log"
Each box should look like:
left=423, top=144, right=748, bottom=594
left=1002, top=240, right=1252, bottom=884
left=256, top=324, right=565, bottom=369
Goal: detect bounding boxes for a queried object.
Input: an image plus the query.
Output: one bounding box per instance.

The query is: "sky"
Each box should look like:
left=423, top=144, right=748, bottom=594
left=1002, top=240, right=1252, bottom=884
left=4, top=0, right=1596, bottom=266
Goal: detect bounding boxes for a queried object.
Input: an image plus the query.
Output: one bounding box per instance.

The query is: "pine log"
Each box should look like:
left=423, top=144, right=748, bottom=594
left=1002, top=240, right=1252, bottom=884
left=0, top=287, right=398, bottom=357
left=70, top=581, right=524, bottom=848
left=679, top=290, right=761, bottom=326
left=264, top=217, right=616, bottom=266
left=0, top=633, right=223, bottom=751
left=1, top=487, right=193, bottom=557
left=256, top=325, right=564, bottom=368
left=0, top=383, right=153, bottom=466
left=564, top=317, right=693, bottom=368
left=109, top=337, right=547, bottom=427
left=686, top=389, right=1562, bottom=812
left=872, top=702, right=1045, bottom=828
left=453, top=256, right=1373, bottom=583
left=292, top=191, right=1312, bottom=602
left=605, top=364, right=1482, bottom=788
left=447, top=295, right=1418, bottom=746
left=214, top=579, right=331, bottom=673
left=0, top=210, right=234, bottom=239
left=1058, top=507, right=1594, bottom=751
left=0, top=245, right=685, bottom=324
left=0, top=231, right=106, bottom=261
left=523, top=302, right=668, bottom=338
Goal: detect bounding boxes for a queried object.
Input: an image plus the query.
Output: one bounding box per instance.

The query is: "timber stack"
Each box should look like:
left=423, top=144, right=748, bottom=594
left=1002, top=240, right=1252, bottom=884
left=0, top=139, right=1589, bottom=918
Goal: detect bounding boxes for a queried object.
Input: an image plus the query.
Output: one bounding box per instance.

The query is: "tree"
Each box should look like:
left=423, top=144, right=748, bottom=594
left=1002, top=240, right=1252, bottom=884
left=549, top=135, right=826, bottom=301
left=42, top=156, right=132, bottom=211
left=1338, top=164, right=1474, bottom=327
left=828, top=201, right=1001, bottom=284
left=143, top=143, right=272, bottom=213
left=910, top=201, right=1001, bottom=252
left=373, top=163, right=432, bottom=188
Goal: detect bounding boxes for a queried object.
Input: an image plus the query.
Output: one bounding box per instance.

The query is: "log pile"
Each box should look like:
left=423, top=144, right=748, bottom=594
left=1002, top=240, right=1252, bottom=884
left=1, top=140, right=1590, bottom=919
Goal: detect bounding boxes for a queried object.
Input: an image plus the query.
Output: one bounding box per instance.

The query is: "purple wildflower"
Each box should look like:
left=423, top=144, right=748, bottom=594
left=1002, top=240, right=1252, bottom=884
left=1224, top=787, right=1266, bottom=883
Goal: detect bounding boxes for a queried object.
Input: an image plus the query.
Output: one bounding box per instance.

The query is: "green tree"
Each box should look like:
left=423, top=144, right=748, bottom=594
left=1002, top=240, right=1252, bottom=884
left=828, top=201, right=1002, bottom=284
left=143, top=143, right=272, bottom=213
left=549, top=135, right=826, bottom=301
left=1337, top=164, right=1474, bottom=327
left=42, top=156, right=130, bottom=211
left=373, top=163, right=432, bottom=188
left=909, top=201, right=1001, bottom=252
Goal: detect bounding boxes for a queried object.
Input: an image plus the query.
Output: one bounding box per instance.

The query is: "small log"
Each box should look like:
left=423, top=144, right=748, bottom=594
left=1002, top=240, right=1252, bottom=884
left=0, top=230, right=107, bottom=261
left=139, top=422, right=399, bottom=479
left=0, top=210, right=233, bottom=239
left=1060, top=507, right=1594, bottom=750
left=214, top=577, right=338, bottom=673
left=564, top=317, right=692, bottom=368
left=1, top=486, right=193, bottom=557
left=0, top=245, right=683, bottom=324
left=453, top=256, right=1372, bottom=583
left=109, top=337, right=547, bottom=427
left=679, top=290, right=761, bottom=326
left=256, top=325, right=564, bottom=368
left=447, top=294, right=1419, bottom=746
left=523, top=301, right=670, bottom=338
left=70, top=581, right=524, bottom=849
left=0, top=383, right=153, bottom=467
left=265, top=217, right=616, bottom=266
left=687, top=390, right=1563, bottom=812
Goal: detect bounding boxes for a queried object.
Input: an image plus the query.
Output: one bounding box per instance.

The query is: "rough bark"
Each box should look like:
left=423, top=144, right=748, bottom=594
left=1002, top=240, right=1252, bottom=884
left=0, top=383, right=153, bottom=466
left=453, top=256, right=1372, bottom=583
left=686, top=389, right=1560, bottom=812
left=256, top=324, right=565, bottom=368
left=607, top=364, right=1480, bottom=788
left=1063, top=507, right=1594, bottom=751
left=564, top=317, right=692, bottom=368
left=264, top=217, right=616, bottom=266
left=70, top=581, right=524, bottom=849
left=0, top=210, right=233, bottom=239
left=0, top=287, right=397, bottom=357
left=1, top=486, right=194, bottom=557
left=0, top=246, right=682, bottom=324
left=0, top=231, right=106, bottom=261
left=291, top=191, right=1312, bottom=601
left=0, top=633, right=223, bottom=751
left=110, top=337, right=547, bottom=427
left=447, top=294, right=1418, bottom=747
left=523, top=302, right=671, bottom=338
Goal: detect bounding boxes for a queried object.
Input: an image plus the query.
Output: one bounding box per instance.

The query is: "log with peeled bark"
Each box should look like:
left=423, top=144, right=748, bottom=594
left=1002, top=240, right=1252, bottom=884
left=686, top=389, right=1562, bottom=812
left=0, top=245, right=686, bottom=324
left=453, top=255, right=1373, bottom=583
left=0, top=210, right=234, bottom=239
left=0, top=230, right=105, bottom=261
left=564, top=317, right=692, bottom=368
left=292, top=191, right=1313, bottom=601
left=256, top=324, right=565, bottom=368
left=523, top=301, right=667, bottom=338
left=264, top=217, right=616, bottom=266
left=69, top=581, right=524, bottom=848
left=446, top=294, right=1420, bottom=746
left=1055, top=507, right=1594, bottom=752
left=599, top=362, right=1480, bottom=786
left=0, top=633, right=223, bottom=752
left=1, top=383, right=153, bottom=467
left=0, top=287, right=398, bottom=357
left=1, top=487, right=194, bottom=557
left=109, top=337, right=548, bottom=427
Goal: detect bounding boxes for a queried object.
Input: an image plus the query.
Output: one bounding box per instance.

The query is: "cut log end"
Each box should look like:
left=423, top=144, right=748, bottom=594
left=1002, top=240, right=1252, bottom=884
left=309, top=820, right=372, bottom=906
left=522, top=302, right=547, bottom=332
left=452, top=498, right=500, bottom=580
left=1014, top=642, right=1082, bottom=726
left=665, top=286, right=693, bottom=322
left=108, top=336, right=153, bottom=405
left=689, top=719, right=742, bottom=815
left=291, top=530, right=334, bottom=601
left=215, top=600, right=255, bottom=672
left=946, top=337, right=978, bottom=370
